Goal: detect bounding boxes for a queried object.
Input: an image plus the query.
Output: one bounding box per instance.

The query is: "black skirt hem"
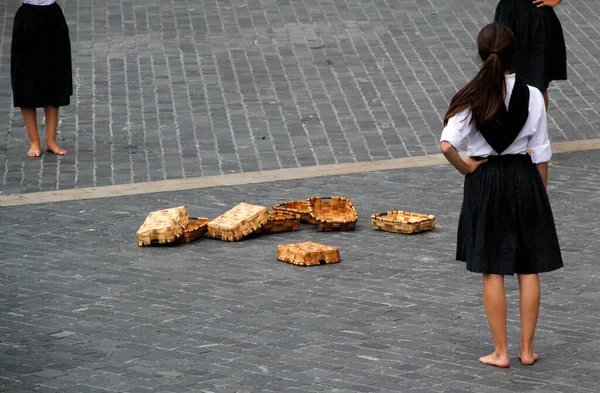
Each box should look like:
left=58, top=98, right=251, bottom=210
left=458, top=257, right=563, bottom=276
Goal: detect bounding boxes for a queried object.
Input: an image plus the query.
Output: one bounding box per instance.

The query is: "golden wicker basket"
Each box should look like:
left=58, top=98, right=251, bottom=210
left=308, top=196, right=358, bottom=231
left=179, top=217, right=211, bottom=244
left=208, top=203, right=269, bottom=241
left=272, top=201, right=317, bottom=224
left=260, top=211, right=301, bottom=234
left=137, top=206, right=190, bottom=246
left=276, top=241, right=341, bottom=266
left=371, top=211, right=436, bottom=234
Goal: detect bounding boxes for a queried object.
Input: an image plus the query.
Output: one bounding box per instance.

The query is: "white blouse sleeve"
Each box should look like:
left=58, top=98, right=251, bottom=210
left=528, top=91, right=552, bottom=164
left=440, top=109, right=473, bottom=150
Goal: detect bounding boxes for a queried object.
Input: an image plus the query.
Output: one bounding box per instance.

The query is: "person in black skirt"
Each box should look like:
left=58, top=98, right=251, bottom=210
left=440, top=23, right=563, bottom=368
left=11, top=0, right=72, bottom=156
left=494, top=0, right=567, bottom=109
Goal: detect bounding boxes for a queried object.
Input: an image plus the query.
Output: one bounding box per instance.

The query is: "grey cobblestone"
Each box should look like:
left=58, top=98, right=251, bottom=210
left=1, top=0, right=600, bottom=194
left=0, top=150, right=599, bottom=392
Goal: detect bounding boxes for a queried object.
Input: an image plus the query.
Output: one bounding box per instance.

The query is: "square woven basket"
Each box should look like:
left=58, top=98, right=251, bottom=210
left=272, top=201, right=316, bottom=224
left=276, top=241, right=341, bottom=266
left=308, top=196, right=358, bottom=231
left=208, top=202, right=269, bottom=241
left=260, top=211, right=301, bottom=234
left=371, top=211, right=436, bottom=234
left=179, top=217, right=211, bottom=244
left=137, top=206, right=190, bottom=246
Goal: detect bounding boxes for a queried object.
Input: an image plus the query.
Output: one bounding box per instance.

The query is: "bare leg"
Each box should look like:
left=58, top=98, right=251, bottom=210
left=21, top=108, right=41, bottom=157
left=543, top=91, right=549, bottom=111
left=518, top=274, right=540, bottom=365
left=479, top=274, right=510, bottom=368
left=44, top=106, right=67, bottom=155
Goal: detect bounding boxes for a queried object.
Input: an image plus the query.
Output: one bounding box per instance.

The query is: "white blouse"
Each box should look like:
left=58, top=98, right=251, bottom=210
left=23, top=0, right=56, bottom=5
left=440, top=74, right=551, bottom=164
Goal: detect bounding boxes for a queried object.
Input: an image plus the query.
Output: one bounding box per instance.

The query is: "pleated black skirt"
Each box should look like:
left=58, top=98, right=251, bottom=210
left=494, top=0, right=567, bottom=92
left=11, top=3, right=73, bottom=108
left=457, top=155, right=563, bottom=275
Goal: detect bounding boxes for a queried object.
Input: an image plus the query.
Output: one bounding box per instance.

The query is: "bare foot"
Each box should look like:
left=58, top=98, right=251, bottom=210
left=518, top=352, right=539, bottom=365
left=27, top=143, right=42, bottom=157
left=479, top=352, right=510, bottom=368
left=46, top=143, right=68, bottom=155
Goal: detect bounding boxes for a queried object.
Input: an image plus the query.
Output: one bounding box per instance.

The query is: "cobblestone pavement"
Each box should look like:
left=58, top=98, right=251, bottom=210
left=1, top=150, right=599, bottom=392
left=1, top=0, right=600, bottom=194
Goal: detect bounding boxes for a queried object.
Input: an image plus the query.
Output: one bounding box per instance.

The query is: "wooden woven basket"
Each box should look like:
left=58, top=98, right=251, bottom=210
left=371, top=211, right=436, bottom=234
left=272, top=201, right=316, bottom=224
left=208, top=202, right=269, bottom=241
left=137, top=206, right=190, bottom=246
left=179, top=217, right=211, bottom=244
left=260, top=211, right=301, bottom=234
left=308, top=196, right=358, bottom=231
left=276, top=241, right=341, bottom=266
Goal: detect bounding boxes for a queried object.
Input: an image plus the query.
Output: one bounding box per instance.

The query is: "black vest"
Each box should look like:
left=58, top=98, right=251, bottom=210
left=479, top=77, right=530, bottom=154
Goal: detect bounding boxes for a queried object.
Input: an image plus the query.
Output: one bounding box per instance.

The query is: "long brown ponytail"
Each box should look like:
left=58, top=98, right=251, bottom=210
left=444, top=23, right=516, bottom=129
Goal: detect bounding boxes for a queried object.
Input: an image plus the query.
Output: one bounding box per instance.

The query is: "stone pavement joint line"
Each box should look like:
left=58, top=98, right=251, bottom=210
left=1, top=138, right=599, bottom=207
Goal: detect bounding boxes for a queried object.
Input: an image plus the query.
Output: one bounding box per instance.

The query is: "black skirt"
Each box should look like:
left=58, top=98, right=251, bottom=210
left=494, top=0, right=567, bottom=92
left=457, top=155, right=563, bottom=275
left=11, top=3, right=73, bottom=108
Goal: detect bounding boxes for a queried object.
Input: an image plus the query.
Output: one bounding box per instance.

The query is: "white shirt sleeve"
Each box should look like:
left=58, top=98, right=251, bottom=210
left=528, top=92, right=552, bottom=164
left=440, top=109, right=473, bottom=150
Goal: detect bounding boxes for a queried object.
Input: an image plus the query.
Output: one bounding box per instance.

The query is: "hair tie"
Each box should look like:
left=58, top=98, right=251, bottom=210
left=490, top=51, right=498, bottom=55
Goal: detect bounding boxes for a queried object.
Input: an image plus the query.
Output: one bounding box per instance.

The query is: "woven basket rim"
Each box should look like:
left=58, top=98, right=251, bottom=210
left=371, top=211, right=435, bottom=224
left=272, top=201, right=310, bottom=210
left=268, top=210, right=301, bottom=220
left=278, top=241, right=338, bottom=250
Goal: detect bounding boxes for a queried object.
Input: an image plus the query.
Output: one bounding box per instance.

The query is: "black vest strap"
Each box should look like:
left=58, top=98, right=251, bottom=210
left=479, top=77, right=530, bottom=154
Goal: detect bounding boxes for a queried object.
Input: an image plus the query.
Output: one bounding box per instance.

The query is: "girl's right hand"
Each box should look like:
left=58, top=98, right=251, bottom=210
left=465, top=157, right=488, bottom=175
left=532, top=0, right=562, bottom=7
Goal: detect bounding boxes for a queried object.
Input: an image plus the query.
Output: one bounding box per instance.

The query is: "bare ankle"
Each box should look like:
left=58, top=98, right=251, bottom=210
left=520, top=340, right=534, bottom=354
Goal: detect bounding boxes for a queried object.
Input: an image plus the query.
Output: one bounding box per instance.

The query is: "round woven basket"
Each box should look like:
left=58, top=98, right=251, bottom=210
left=307, top=196, right=358, bottom=231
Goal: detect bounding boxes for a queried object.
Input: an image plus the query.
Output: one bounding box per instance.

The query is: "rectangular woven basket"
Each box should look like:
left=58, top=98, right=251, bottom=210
left=272, top=201, right=316, bottom=224
left=260, top=211, right=301, bottom=234
left=208, top=202, right=269, bottom=241
left=136, top=206, right=190, bottom=246
left=179, top=217, right=210, bottom=244
left=371, top=211, right=435, bottom=234
left=276, top=241, right=341, bottom=266
left=308, top=196, right=358, bottom=231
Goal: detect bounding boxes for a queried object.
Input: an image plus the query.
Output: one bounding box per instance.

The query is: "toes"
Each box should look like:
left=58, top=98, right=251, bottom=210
left=46, top=147, right=68, bottom=155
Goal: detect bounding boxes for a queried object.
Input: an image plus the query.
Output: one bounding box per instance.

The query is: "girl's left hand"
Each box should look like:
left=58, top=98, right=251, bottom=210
left=533, top=0, right=562, bottom=7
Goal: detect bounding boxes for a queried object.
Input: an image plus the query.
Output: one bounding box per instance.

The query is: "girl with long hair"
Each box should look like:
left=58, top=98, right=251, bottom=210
left=440, top=23, right=563, bottom=368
